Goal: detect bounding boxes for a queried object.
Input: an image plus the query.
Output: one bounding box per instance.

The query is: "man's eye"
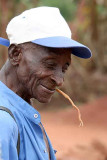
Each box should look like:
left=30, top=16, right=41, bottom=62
left=62, top=65, right=69, bottom=73
left=46, top=62, right=57, bottom=69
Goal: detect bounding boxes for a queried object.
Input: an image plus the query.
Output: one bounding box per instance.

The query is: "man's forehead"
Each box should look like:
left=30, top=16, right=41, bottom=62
left=20, top=42, right=71, bottom=54
left=19, top=42, right=71, bottom=63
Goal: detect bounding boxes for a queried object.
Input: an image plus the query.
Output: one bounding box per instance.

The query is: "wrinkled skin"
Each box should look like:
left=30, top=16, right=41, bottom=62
left=0, top=42, right=71, bottom=104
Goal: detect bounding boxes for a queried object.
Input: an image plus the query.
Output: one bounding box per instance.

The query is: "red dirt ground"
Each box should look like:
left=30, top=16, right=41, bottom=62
left=40, top=95, right=107, bottom=160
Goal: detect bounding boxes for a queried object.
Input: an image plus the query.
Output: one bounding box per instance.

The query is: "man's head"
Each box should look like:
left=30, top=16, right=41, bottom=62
left=0, top=6, right=92, bottom=103
left=8, top=42, right=71, bottom=103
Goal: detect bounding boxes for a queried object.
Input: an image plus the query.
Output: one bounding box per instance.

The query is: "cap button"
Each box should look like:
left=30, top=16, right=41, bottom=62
left=34, top=114, right=38, bottom=118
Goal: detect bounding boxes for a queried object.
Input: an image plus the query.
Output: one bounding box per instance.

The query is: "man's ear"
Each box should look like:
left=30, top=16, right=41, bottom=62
left=8, top=44, right=22, bottom=65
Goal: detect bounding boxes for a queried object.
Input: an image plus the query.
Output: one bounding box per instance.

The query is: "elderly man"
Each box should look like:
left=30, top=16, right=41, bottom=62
left=0, top=7, right=91, bottom=160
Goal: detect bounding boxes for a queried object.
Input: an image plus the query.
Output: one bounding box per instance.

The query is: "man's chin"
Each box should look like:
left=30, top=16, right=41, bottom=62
left=32, top=88, right=54, bottom=103
left=38, top=98, right=51, bottom=104
left=35, top=96, right=52, bottom=103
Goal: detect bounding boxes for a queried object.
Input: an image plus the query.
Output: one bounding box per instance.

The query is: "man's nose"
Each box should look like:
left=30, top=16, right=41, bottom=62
left=51, top=72, right=64, bottom=87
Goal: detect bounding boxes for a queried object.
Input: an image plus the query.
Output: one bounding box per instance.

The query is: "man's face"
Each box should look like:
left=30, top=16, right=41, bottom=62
left=17, top=43, right=71, bottom=103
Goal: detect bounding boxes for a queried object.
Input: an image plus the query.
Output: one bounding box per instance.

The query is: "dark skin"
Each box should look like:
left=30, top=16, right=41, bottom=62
left=0, top=42, right=71, bottom=104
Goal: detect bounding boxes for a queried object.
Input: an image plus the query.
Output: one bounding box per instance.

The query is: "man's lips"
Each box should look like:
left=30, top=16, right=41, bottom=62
left=41, top=84, right=55, bottom=93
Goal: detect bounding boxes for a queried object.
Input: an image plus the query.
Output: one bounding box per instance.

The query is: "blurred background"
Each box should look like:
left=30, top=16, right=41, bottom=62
left=0, top=0, right=107, bottom=160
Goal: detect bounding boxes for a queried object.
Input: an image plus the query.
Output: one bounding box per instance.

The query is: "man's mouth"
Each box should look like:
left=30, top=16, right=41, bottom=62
left=41, top=84, right=55, bottom=93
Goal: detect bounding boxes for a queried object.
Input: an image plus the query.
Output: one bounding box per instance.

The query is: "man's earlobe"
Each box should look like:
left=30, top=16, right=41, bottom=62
left=8, top=44, right=22, bottom=65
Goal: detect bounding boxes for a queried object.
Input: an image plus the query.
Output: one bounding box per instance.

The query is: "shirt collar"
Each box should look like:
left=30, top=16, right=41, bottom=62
left=0, top=81, right=41, bottom=124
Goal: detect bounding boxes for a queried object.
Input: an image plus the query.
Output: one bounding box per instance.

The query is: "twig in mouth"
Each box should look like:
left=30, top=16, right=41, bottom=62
left=56, top=88, right=83, bottom=127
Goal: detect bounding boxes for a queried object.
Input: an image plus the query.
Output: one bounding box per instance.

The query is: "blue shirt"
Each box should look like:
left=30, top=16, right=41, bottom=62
left=0, top=81, right=56, bottom=160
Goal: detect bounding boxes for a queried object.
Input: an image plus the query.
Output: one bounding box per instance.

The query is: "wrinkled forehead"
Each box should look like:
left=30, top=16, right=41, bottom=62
left=20, top=42, right=71, bottom=54
left=19, top=42, right=71, bottom=62
left=20, top=42, right=71, bottom=51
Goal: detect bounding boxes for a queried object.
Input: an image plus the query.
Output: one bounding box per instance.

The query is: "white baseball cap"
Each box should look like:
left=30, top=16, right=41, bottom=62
left=0, top=6, right=92, bottom=58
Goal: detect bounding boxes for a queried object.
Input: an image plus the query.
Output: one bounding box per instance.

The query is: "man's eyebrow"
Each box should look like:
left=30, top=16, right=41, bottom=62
left=41, top=56, right=57, bottom=61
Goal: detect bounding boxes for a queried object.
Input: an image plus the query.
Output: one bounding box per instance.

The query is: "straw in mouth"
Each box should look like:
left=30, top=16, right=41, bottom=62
left=56, top=88, right=83, bottom=127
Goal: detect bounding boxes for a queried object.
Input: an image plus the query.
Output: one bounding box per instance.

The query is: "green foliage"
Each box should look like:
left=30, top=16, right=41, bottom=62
left=14, top=0, right=38, bottom=9
left=97, top=4, right=107, bottom=16
left=37, top=0, right=77, bottom=21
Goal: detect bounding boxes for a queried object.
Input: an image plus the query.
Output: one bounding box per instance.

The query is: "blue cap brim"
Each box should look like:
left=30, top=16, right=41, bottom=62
left=0, top=36, right=92, bottom=59
left=0, top=37, right=10, bottom=47
left=32, top=36, right=92, bottom=59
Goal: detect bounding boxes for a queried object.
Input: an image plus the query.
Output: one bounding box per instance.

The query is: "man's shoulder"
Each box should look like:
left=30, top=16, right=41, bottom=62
left=0, top=109, right=18, bottom=138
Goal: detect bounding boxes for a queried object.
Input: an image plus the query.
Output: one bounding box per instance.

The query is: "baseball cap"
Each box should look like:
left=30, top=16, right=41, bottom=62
left=0, top=6, right=92, bottom=59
